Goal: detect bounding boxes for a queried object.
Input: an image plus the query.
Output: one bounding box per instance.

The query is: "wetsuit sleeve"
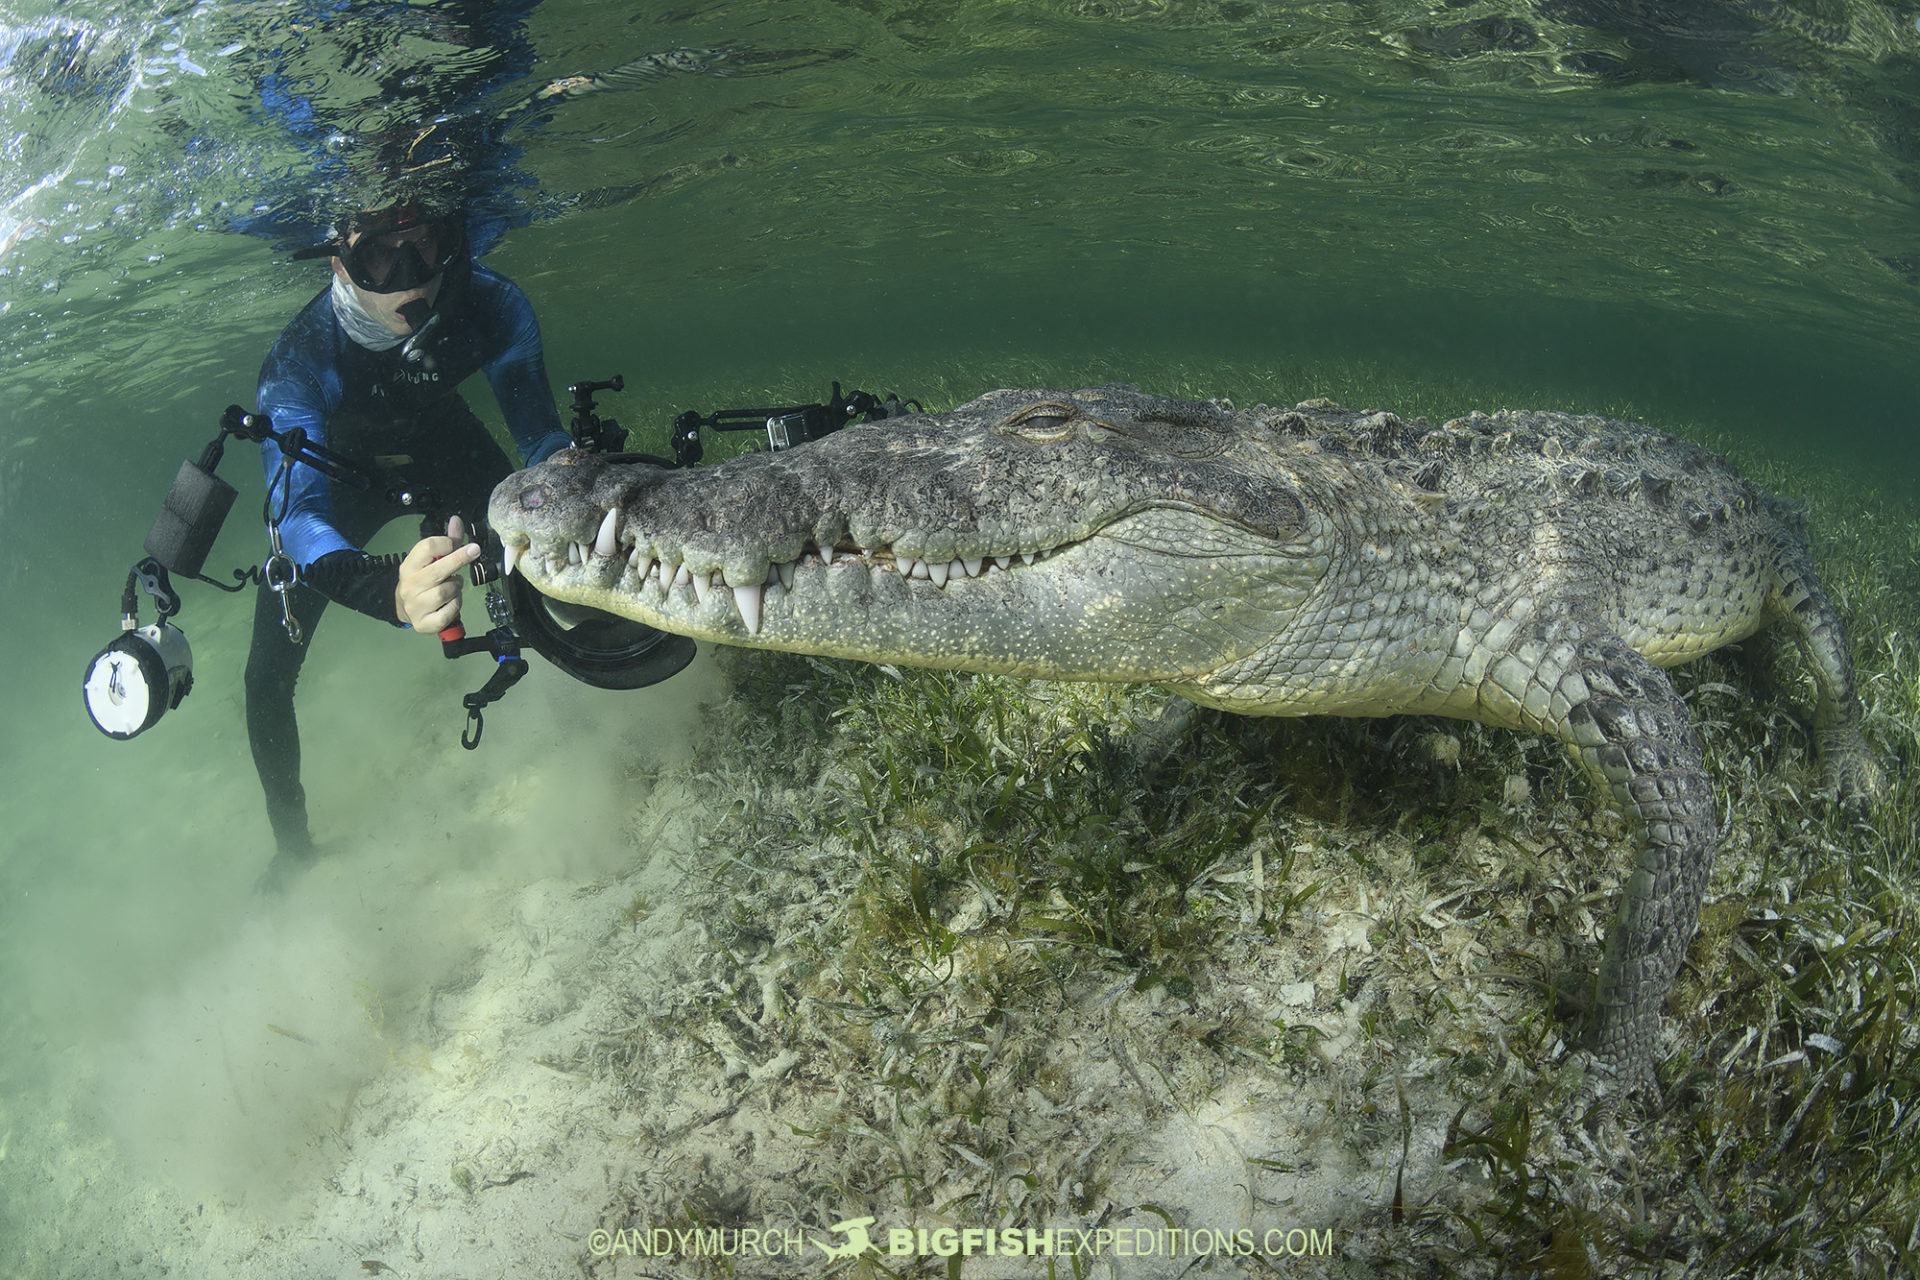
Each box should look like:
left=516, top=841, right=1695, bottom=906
left=483, top=282, right=572, bottom=465
left=256, top=325, right=405, bottom=625
left=302, top=550, right=403, bottom=621
left=256, top=345, right=354, bottom=565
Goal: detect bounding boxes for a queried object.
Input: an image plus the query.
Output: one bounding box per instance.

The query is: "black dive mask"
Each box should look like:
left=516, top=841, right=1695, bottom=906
left=338, top=214, right=463, bottom=294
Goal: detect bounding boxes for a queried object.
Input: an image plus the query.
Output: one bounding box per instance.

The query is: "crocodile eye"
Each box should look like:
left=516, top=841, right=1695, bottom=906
left=1001, top=401, right=1079, bottom=441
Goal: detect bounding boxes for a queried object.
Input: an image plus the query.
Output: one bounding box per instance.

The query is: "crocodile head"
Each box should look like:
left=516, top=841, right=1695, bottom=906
left=487, top=386, right=1330, bottom=686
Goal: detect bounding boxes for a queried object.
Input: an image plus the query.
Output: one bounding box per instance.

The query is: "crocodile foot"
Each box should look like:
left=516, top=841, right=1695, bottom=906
left=1817, top=727, right=1886, bottom=811
left=1572, top=1047, right=1664, bottom=1129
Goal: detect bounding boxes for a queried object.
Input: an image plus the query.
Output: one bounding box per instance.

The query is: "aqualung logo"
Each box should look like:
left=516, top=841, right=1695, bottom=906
left=584, top=1216, right=1336, bottom=1263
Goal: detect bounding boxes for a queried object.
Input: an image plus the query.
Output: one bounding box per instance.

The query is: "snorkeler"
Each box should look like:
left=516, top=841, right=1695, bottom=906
left=245, top=198, right=571, bottom=890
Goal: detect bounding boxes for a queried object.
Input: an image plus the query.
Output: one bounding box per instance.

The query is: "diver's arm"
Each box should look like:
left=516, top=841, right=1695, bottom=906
left=256, top=401, right=355, bottom=564
left=482, top=281, right=572, bottom=464
left=256, top=344, right=407, bottom=624
left=300, top=550, right=405, bottom=622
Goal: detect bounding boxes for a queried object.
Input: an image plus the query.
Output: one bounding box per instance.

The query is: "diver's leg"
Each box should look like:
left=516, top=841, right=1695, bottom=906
left=244, top=579, right=330, bottom=882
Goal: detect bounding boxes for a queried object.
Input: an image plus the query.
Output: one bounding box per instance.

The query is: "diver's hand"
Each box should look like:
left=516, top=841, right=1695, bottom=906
left=394, top=515, right=482, bottom=633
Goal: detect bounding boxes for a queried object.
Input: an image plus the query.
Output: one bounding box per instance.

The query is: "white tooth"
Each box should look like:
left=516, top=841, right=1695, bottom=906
left=777, top=561, right=794, bottom=591
left=691, top=570, right=711, bottom=605
left=503, top=542, right=524, bottom=578
left=911, top=558, right=930, bottom=579
left=927, top=558, right=949, bottom=588
left=898, top=555, right=918, bottom=577
left=961, top=558, right=982, bottom=578
left=1020, top=551, right=1037, bottom=565
left=733, top=583, right=763, bottom=635
left=593, top=507, right=620, bottom=558
left=994, top=556, right=1012, bottom=570
left=630, top=551, right=654, bottom=583
left=568, top=542, right=583, bottom=565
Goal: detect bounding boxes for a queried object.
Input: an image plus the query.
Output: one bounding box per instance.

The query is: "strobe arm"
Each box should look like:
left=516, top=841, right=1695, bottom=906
left=220, top=405, right=374, bottom=491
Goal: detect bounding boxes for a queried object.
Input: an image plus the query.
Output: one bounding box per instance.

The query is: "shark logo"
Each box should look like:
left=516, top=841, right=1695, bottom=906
left=814, top=1216, right=875, bottom=1260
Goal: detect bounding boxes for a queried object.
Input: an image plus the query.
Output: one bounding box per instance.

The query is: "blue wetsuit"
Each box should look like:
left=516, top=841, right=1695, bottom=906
left=245, top=261, right=570, bottom=858
left=257, top=263, right=569, bottom=594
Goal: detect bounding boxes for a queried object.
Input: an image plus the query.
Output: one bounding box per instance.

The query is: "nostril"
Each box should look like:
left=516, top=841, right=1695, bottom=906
left=520, top=485, right=549, bottom=510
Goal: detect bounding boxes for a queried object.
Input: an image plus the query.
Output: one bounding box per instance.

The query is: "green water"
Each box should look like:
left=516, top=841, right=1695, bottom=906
left=2, top=0, right=1918, bottom=1270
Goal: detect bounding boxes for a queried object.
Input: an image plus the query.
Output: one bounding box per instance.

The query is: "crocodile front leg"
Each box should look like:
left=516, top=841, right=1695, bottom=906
left=1551, top=635, right=1719, bottom=1105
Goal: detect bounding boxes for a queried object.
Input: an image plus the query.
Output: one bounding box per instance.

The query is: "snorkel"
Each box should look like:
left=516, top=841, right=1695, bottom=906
left=394, top=224, right=471, bottom=370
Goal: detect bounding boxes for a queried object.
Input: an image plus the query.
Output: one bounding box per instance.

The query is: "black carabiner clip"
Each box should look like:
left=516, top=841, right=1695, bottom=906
left=457, top=654, right=528, bottom=750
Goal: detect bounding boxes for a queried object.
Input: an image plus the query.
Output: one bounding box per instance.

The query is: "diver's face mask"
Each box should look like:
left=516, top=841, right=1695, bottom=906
left=338, top=214, right=462, bottom=294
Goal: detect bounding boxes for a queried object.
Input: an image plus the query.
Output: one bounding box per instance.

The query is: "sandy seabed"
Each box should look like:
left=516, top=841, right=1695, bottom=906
left=3, top=631, right=1531, bottom=1280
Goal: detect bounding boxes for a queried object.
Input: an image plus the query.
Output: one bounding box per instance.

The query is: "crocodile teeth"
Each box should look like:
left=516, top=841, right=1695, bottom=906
left=523, top=535, right=1059, bottom=602
left=592, top=507, right=620, bottom=559
left=733, top=583, right=763, bottom=635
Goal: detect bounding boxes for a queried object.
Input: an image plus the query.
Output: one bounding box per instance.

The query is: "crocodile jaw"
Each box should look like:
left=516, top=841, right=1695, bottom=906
left=498, top=503, right=1322, bottom=683
left=488, top=388, right=1323, bottom=682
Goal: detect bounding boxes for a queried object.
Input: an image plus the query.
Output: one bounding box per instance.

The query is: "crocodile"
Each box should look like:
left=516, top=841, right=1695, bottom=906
left=487, top=384, right=1884, bottom=1105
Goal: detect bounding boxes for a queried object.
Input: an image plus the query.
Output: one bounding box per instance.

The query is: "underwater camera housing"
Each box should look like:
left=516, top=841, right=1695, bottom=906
left=435, top=527, right=698, bottom=749
left=85, top=378, right=918, bottom=749
left=438, top=376, right=919, bottom=746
